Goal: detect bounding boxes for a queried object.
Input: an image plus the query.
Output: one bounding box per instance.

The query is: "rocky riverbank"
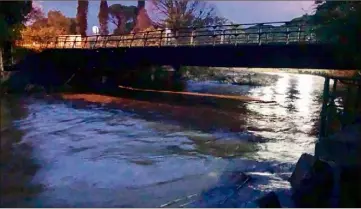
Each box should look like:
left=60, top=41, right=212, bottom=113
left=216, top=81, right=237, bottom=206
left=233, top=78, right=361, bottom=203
left=182, top=67, right=280, bottom=86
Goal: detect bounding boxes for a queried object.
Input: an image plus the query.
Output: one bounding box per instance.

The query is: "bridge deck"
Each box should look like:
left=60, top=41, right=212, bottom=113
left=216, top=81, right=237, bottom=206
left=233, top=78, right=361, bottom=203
left=12, top=21, right=360, bottom=70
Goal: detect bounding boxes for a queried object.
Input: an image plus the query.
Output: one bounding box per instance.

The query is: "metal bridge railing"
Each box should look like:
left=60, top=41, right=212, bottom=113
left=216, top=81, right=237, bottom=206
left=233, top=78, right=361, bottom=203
left=16, top=21, right=317, bottom=50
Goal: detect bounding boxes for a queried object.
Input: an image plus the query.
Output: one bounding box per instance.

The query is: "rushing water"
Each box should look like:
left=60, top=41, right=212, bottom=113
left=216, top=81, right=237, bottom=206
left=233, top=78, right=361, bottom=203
left=0, top=73, right=325, bottom=207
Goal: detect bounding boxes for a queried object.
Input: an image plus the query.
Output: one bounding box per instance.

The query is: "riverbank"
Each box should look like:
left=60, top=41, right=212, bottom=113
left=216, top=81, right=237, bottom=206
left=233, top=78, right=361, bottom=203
left=182, top=66, right=280, bottom=86
left=242, top=68, right=359, bottom=78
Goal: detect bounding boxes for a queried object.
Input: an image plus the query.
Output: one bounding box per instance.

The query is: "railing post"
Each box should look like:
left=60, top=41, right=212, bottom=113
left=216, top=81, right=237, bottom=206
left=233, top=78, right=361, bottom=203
left=72, top=37, right=76, bottom=48
left=159, top=29, right=164, bottom=47
left=212, top=32, right=216, bottom=46
left=220, top=29, right=225, bottom=44
left=94, top=35, right=99, bottom=49
left=103, top=36, right=109, bottom=48
left=258, top=24, right=262, bottom=45
left=297, top=24, right=301, bottom=42
left=164, top=30, right=168, bottom=45
left=144, top=31, right=149, bottom=47
left=117, top=36, right=121, bottom=47
left=55, top=37, right=59, bottom=48
left=175, top=30, right=178, bottom=47
left=190, top=29, right=195, bottom=46
left=319, top=77, right=330, bottom=139
left=129, top=33, right=136, bottom=47
left=265, top=31, right=268, bottom=44
left=63, top=36, right=68, bottom=48
left=286, top=27, right=290, bottom=44
left=234, top=29, right=239, bottom=46
left=83, top=36, right=88, bottom=48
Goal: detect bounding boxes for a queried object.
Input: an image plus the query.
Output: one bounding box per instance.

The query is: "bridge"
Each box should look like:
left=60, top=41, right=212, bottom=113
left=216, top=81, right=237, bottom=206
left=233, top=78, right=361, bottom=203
left=12, top=21, right=359, bottom=71
left=20, top=21, right=317, bottom=48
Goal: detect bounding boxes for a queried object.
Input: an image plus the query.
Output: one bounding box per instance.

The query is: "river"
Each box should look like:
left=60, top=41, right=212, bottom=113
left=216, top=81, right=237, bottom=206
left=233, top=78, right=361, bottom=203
left=0, top=72, right=325, bottom=207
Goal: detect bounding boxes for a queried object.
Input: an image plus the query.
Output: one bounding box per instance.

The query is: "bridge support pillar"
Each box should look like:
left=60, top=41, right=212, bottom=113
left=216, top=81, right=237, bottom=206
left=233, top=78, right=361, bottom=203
left=172, top=65, right=182, bottom=81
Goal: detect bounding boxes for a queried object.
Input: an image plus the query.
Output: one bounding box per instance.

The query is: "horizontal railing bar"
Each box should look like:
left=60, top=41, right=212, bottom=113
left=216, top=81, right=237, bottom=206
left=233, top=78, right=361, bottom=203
left=20, top=29, right=312, bottom=40
left=20, top=21, right=310, bottom=39
left=20, top=29, right=312, bottom=41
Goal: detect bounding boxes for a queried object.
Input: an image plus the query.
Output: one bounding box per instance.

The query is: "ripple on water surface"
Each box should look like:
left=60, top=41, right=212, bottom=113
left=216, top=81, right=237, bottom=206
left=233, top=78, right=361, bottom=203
left=7, top=73, right=325, bottom=207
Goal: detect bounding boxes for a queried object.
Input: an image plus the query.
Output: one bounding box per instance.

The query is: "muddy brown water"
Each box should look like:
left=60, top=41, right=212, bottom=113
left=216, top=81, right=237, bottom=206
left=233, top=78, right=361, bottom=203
left=0, top=73, right=325, bottom=207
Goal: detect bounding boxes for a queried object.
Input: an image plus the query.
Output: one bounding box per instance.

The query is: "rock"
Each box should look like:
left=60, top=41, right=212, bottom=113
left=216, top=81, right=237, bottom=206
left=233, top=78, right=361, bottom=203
left=291, top=158, right=334, bottom=207
left=190, top=171, right=251, bottom=207
left=289, top=153, right=315, bottom=191
left=315, top=123, right=361, bottom=167
left=339, top=166, right=361, bottom=207
left=256, top=192, right=281, bottom=208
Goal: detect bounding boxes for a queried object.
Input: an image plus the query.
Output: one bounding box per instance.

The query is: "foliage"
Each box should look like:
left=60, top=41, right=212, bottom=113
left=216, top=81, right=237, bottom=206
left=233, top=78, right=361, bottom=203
left=68, top=18, right=77, bottom=35
left=310, top=1, right=361, bottom=68
left=149, top=0, right=228, bottom=29
left=21, top=10, right=77, bottom=42
left=76, top=0, right=89, bottom=36
left=98, top=0, right=109, bottom=35
left=0, top=1, right=33, bottom=46
left=108, top=4, right=138, bottom=34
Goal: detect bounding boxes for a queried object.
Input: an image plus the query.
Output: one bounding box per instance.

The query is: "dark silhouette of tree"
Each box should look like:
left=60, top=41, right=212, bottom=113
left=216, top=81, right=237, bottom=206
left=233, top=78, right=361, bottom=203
left=98, top=0, right=109, bottom=35
left=310, top=1, right=361, bottom=68
left=137, top=0, right=145, bottom=13
left=76, top=0, right=89, bottom=36
left=0, top=1, right=32, bottom=45
left=68, top=18, right=77, bottom=34
left=0, top=1, right=33, bottom=69
left=132, top=0, right=153, bottom=32
left=108, top=4, right=137, bottom=34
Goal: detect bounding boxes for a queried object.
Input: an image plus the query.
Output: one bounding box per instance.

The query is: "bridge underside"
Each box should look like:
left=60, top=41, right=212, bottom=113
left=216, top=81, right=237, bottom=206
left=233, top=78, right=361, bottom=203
left=14, top=44, right=358, bottom=72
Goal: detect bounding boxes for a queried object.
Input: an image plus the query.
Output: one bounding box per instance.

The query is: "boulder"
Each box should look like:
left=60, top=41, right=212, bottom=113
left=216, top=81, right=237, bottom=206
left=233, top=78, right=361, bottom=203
left=256, top=192, right=281, bottom=208
left=289, top=153, right=315, bottom=191
left=339, top=166, right=361, bottom=207
left=315, top=123, right=361, bottom=167
left=291, top=158, right=334, bottom=207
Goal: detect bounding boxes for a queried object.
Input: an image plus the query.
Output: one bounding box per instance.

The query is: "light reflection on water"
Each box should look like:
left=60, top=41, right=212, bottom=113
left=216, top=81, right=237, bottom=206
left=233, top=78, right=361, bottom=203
left=246, top=74, right=323, bottom=162
left=1, top=73, right=325, bottom=207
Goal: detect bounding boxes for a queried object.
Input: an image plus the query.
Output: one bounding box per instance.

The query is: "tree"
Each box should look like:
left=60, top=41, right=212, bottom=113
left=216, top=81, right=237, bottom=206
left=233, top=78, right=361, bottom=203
left=21, top=10, right=77, bottom=42
left=76, top=0, right=89, bottom=36
left=149, top=0, right=223, bottom=29
left=0, top=1, right=33, bottom=70
left=310, top=2, right=361, bottom=68
left=68, top=18, right=77, bottom=35
left=98, top=0, right=109, bottom=35
left=133, top=0, right=153, bottom=32
left=0, top=1, right=33, bottom=46
left=108, top=4, right=137, bottom=34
